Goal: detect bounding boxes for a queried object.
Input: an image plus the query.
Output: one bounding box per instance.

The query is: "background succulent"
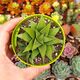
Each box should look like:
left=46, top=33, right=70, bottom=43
left=15, top=15, right=64, bottom=65
left=34, top=69, right=51, bottom=80
left=71, top=56, right=80, bottom=78
left=52, top=60, right=71, bottom=80
left=62, top=42, right=78, bottom=59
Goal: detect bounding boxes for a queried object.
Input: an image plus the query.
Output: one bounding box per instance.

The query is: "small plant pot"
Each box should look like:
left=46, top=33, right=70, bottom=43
left=11, top=14, right=65, bottom=66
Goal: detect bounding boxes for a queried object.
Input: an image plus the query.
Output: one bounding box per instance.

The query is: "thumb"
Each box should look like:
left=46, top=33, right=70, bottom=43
left=2, top=17, right=22, bottom=32
left=22, top=65, right=50, bottom=80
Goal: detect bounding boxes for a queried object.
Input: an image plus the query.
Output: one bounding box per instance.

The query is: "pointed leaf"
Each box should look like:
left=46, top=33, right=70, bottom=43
left=17, top=51, right=26, bottom=56
left=17, top=32, right=31, bottom=42
left=17, top=42, right=25, bottom=51
left=23, top=40, right=33, bottom=52
left=30, top=21, right=37, bottom=29
left=44, top=36, right=53, bottom=42
left=36, top=30, right=40, bottom=38
left=40, top=22, right=51, bottom=36
left=39, top=44, right=46, bottom=62
left=37, top=34, right=44, bottom=44
left=46, top=37, right=63, bottom=45
left=46, top=45, right=54, bottom=61
left=29, top=49, right=39, bottom=64
left=49, top=28, right=60, bottom=36
left=37, top=16, right=46, bottom=31
left=26, top=52, right=31, bottom=62
left=22, top=27, right=35, bottom=39
left=32, top=39, right=41, bottom=51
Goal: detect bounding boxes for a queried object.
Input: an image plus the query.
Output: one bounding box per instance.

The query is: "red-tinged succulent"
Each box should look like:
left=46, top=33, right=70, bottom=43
left=60, top=0, right=68, bottom=5
left=62, top=24, right=70, bottom=35
left=62, top=42, right=78, bottom=59
left=30, top=0, right=43, bottom=5
left=0, top=0, right=10, bottom=4
left=17, top=0, right=25, bottom=3
left=22, top=2, right=35, bottom=15
left=39, top=2, right=53, bottom=15
left=7, top=2, right=20, bottom=15
left=45, top=0, right=57, bottom=4
left=0, top=5, right=4, bottom=13
left=68, top=0, right=74, bottom=2
left=71, top=24, right=80, bottom=38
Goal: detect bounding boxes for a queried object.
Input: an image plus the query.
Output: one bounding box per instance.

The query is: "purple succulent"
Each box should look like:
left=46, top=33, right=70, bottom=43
left=62, top=42, right=78, bottom=58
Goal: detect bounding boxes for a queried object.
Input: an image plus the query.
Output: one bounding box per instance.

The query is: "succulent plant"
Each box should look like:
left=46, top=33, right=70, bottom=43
left=62, top=3, right=68, bottom=13
left=62, top=42, right=78, bottom=58
left=52, top=1, right=60, bottom=12
left=70, top=24, right=80, bottom=38
left=12, top=14, right=65, bottom=66
left=52, top=60, right=71, bottom=80
left=62, top=24, right=70, bottom=35
left=69, top=2, right=75, bottom=9
left=66, top=9, right=74, bottom=24
left=51, top=12, right=63, bottom=25
left=70, top=56, right=80, bottom=78
left=34, top=69, right=51, bottom=80
left=0, top=15, right=7, bottom=24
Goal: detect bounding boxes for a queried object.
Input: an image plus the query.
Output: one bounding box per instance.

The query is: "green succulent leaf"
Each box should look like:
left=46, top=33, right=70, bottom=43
left=37, top=34, right=44, bottom=44
left=40, top=22, right=51, bottom=36
left=49, top=28, right=60, bottom=36
left=29, top=49, right=39, bottom=64
left=46, top=45, right=54, bottom=61
left=22, top=27, right=35, bottom=39
left=39, top=44, right=47, bottom=62
left=32, top=39, right=41, bottom=51
left=17, top=32, right=31, bottom=42
left=23, top=40, right=33, bottom=52
left=46, top=37, right=63, bottom=45
left=26, top=52, right=31, bottom=62
left=30, top=21, right=37, bottom=30
left=17, top=51, right=26, bottom=56
left=37, top=16, right=46, bottom=31
left=44, top=36, right=53, bottom=42
left=36, top=30, right=40, bottom=38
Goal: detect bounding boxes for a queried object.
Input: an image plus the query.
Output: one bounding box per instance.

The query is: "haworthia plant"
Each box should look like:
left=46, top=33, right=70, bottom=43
left=17, top=15, right=63, bottom=65
left=52, top=60, right=71, bottom=80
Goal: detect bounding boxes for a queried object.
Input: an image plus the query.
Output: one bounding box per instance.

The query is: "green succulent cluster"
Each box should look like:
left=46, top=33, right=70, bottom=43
left=16, top=15, right=63, bottom=65
left=71, top=56, right=80, bottom=77
left=34, top=69, right=51, bottom=80
left=0, top=15, right=7, bottom=24
left=52, top=60, right=71, bottom=80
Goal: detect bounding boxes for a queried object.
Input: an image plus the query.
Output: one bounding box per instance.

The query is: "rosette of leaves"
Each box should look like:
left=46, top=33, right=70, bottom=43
left=52, top=60, right=71, bottom=80
left=12, top=15, right=64, bottom=65
left=70, top=56, right=80, bottom=77
left=34, top=69, right=51, bottom=80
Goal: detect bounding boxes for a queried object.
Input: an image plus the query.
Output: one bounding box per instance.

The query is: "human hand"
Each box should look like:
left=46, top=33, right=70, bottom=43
left=0, top=18, right=50, bottom=80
